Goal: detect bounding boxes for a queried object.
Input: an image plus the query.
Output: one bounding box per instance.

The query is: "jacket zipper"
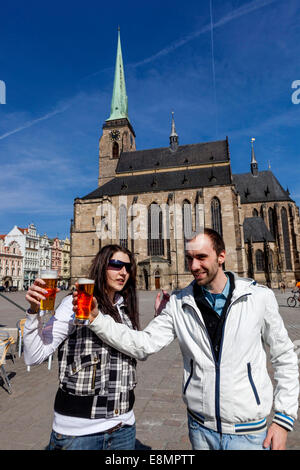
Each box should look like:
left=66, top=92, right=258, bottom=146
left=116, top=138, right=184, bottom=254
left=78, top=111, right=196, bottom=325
left=92, top=364, right=97, bottom=390
left=183, top=292, right=252, bottom=434
left=183, top=359, right=194, bottom=394
left=247, top=362, right=261, bottom=405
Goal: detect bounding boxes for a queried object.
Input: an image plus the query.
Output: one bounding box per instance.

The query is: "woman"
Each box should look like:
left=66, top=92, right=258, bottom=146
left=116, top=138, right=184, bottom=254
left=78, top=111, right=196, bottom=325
left=24, top=244, right=139, bottom=450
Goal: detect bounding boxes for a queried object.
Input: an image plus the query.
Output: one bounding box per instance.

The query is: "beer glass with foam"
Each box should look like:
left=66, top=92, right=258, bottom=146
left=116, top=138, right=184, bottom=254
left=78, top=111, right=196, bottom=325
left=40, top=270, right=58, bottom=316
left=74, top=278, right=95, bottom=325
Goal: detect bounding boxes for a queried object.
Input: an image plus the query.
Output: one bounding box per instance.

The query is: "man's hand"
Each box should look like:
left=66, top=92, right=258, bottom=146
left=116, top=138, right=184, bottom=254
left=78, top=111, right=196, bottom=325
left=263, top=423, right=288, bottom=450
left=154, top=290, right=170, bottom=317
left=72, top=282, right=99, bottom=323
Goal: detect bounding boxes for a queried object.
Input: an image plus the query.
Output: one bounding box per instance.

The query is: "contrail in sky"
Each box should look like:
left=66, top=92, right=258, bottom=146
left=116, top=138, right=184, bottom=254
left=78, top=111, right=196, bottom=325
left=0, top=104, right=70, bottom=141
left=130, top=0, right=278, bottom=68
left=0, top=0, right=278, bottom=141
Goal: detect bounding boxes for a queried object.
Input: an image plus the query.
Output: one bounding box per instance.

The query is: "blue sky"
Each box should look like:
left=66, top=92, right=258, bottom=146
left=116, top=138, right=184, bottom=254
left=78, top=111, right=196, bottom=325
left=0, top=0, right=299, bottom=239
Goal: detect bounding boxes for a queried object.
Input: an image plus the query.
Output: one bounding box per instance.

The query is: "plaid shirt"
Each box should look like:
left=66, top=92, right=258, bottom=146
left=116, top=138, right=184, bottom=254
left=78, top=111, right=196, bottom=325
left=55, top=301, right=137, bottom=420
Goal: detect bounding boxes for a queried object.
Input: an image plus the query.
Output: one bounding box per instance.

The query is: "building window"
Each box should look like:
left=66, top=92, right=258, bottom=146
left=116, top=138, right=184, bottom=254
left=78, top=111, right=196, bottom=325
left=252, top=208, right=259, bottom=217
left=112, top=141, right=119, bottom=159
left=269, top=249, right=274, bottom=271
left=182, top=200, right=192, bottom=271
left=211, top=197, right=223, bottom=236
left=119, top=204, right=128, bottom=249
left=147, top=203, right=164, bottom=256
left=268, top=207, right=276, bottom=239
left=281, top=207, right=292, bottom=270
left=166, top=203, right=171, bottom=262
left=255, top=249, right=265, bottom=272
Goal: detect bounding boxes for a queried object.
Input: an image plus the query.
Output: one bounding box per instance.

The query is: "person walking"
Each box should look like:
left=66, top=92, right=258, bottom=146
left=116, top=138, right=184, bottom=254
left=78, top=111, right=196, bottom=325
left=295, top=281, right=300, bottom=302
left=79, top=229, right=299, bottom=450
left=23, top=245, right=140, bottom=450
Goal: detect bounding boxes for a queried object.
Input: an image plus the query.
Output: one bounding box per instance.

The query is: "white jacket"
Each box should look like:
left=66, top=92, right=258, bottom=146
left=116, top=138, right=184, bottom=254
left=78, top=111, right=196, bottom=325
left=89, top=273, right=299, bottom=434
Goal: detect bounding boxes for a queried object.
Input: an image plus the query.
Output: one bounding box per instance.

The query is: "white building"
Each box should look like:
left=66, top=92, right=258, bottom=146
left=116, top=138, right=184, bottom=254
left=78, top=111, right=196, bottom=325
left=4, top=225, right=26, bottom=257
left=5, top=224, right=39, bottom=289
left=0, top=236, right=23, bottom=289
left=39, top=234, right=52, bottom=275
left=4, top=224, right=70, bottom=289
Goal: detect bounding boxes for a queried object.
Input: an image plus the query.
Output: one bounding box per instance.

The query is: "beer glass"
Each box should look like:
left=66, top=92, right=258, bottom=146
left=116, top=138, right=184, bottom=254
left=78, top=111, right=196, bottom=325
left=40, top=270, right=58, bottom=317
left=74, top=278, right=95, bottom=325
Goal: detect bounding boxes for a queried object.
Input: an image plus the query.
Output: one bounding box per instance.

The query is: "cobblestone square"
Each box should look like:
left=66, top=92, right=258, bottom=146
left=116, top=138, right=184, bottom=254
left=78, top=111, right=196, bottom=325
left=0, top=288, right=299, bottom=450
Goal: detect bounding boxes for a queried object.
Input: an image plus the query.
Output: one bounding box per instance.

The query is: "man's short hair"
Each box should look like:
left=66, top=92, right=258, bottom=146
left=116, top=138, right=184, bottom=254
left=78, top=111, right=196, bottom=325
left=188, top=228, right=225, bottom=256
left=203, top=228, right=225, bottom=256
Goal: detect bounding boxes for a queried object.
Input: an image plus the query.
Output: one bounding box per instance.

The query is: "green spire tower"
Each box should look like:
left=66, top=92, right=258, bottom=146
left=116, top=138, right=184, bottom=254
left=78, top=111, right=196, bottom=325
left=107, top=27, right=129, bottom=122
left=98, top=29, right=136, bottom=187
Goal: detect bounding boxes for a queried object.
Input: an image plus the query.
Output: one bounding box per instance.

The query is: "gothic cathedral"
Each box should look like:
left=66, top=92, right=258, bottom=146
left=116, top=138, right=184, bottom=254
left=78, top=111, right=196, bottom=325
left=71, top=31, right=300, bottom=290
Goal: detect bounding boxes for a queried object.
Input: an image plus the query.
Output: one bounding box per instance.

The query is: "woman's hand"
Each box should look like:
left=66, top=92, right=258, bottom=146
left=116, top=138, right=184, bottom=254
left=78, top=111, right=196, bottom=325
left=72, top=282, right=99, bottom=323
left=154, top=290, right=170, bottom=317
left=25, top=279, right=60, bottom=313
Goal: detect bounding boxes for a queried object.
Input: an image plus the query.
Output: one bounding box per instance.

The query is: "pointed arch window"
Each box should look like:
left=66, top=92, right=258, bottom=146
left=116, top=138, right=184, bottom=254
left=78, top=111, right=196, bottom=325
left=268, top=207, right=276, bottom=239
left=281, top=207, right=292, bottom=270
left=182, top=200, right=193, bottom=271
left=255, top=249, right=265, bottom=272
left=269, top=249, right=274, bottom=271
left=253, top=208, right=259, bottom=217
left=112, top=141, right=119, bottom=159
left=119, top=204, right=128, bottom=249
left=166, top=203, right=171, bottom=262
left=182, top=200, right=193, bottom=240
left=211, top=197, right=223, bottom=236
left=147, top=203, right=164, bottom=256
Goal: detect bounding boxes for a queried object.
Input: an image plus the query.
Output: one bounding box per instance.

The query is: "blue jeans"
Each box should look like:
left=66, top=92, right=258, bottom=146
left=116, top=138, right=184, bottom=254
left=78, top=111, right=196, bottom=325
left=188, top=414, right=270, bottom=450
left=47, top=424, right=136, bottom=450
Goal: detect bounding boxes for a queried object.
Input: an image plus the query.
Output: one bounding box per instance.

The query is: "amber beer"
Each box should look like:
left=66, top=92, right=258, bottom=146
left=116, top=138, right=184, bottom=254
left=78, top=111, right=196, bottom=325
left=74, top=278, right=95, bottom=325
left=40, top=270, right=58, bottom=315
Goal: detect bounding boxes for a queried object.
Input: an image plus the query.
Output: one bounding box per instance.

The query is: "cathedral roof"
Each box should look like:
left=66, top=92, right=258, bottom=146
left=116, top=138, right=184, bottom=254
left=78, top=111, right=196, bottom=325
left=116, top=139, right=229, bottom=174
left=232, top=170, right=293, bottom=204
left=82, top=164, right=232, bottom=199
left=243, top=217, right=275, bottom=243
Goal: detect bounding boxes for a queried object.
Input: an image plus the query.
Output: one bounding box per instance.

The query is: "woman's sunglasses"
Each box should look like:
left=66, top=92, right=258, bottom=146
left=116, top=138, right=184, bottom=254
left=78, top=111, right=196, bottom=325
left=107, top=259, right=132, bottom=273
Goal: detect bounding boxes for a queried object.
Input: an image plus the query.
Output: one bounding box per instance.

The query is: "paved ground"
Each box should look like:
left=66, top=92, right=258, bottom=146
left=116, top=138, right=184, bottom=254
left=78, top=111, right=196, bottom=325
left=0, top=288, right=299, bottom=451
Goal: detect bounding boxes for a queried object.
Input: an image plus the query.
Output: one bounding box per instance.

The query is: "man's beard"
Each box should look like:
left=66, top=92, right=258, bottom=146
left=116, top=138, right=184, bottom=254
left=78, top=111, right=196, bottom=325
left=192, top=259, right=220, bottom=287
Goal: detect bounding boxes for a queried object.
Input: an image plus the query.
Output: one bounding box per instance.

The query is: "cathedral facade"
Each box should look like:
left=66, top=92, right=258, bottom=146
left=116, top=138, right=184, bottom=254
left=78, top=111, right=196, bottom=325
left=70, top=31, right=300, bottom=290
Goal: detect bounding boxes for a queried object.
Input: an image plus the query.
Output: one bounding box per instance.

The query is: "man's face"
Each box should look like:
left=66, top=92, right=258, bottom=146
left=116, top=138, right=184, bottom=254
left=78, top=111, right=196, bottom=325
left=185, top=234, right=225, bottom=286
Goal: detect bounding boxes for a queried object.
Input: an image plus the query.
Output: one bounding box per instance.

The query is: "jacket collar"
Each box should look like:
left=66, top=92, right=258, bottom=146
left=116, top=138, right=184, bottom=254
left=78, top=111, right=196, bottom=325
left=181, top=271, right=254, bottom=307
left=113, top=293, right=126, bottom=308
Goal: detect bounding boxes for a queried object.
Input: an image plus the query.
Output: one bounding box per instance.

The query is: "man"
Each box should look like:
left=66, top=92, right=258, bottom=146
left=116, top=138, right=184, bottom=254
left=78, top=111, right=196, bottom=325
left=78, top=228, right=298, bottom=450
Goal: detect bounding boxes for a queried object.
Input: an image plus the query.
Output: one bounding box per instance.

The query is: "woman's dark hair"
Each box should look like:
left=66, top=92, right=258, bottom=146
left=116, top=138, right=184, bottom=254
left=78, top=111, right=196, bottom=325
left=89, top=244, right=140, bottom=330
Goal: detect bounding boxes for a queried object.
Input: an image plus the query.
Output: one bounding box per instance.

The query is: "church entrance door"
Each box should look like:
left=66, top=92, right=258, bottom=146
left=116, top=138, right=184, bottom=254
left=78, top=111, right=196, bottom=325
left=154, top=271, right=160, bottom=289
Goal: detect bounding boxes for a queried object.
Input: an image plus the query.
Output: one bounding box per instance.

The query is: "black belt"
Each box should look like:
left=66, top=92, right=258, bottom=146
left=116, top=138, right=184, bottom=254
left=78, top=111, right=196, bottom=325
left=105, top=422, right=123, bottom=434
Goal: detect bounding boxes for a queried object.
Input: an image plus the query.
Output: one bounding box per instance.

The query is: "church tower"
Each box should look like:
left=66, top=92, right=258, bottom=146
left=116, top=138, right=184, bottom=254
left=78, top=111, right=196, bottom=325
left=169, top=111, right=179, bottom=152
left=250, top=137, right=258, bottom=176
left=98, top=28, right=136, bottom=187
